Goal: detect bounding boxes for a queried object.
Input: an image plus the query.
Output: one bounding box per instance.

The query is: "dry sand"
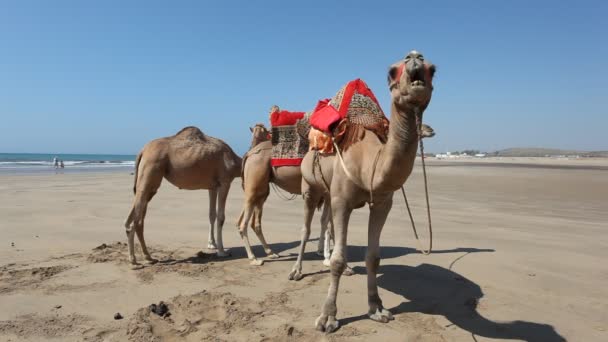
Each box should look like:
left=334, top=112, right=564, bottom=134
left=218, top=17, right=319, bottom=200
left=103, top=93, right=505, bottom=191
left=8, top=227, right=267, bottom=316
left=1, top=158, right=607, bottom=341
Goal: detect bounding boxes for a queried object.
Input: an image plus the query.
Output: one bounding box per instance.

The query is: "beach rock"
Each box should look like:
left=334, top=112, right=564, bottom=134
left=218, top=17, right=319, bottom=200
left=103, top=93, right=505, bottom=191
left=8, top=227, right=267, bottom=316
left=54, top=305, right=62, bottom=309
left=114, top=313, right=123, bottom=320
left=149, top=302, right=170, bottom=317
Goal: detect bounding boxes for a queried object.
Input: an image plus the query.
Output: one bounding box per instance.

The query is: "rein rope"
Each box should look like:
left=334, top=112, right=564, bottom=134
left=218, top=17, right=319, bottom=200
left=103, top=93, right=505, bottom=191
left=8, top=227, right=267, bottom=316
left=270, top=182, right=298, bottom=201
left=332, top=109, right=433, bottom=255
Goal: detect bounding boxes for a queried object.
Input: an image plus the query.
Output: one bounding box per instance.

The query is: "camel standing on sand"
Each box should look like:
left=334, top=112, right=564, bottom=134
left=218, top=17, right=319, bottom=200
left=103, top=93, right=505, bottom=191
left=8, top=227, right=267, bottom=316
left=301, top=51, right=437, bottom=332
left=237, top=120, right=335, bottom=266
left=243, top=118, right=434, bottom=272
left=124, top=126, right=241, bottom=267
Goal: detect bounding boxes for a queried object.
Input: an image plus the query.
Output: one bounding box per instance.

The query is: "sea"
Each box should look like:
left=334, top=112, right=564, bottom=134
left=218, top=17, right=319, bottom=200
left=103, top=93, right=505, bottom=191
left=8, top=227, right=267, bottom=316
left=0, top=153, right=136, bottom=174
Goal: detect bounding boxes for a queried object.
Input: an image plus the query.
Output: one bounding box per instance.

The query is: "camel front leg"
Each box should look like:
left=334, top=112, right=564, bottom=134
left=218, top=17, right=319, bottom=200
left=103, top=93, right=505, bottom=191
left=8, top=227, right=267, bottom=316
left=215, top=183, right=231, bottom=257
left=320, top=200, right=353, bottom=275
left=207, top=189, right=218, bottom=249
left=367, top=195, right=394, bottom=323
left=315, top=199, right=352, bottom=333
left=288, top=189, right=318, bottom=281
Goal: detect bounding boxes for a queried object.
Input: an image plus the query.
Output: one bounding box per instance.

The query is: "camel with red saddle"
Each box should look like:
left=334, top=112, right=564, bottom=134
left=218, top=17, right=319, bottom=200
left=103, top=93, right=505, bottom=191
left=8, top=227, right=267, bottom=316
left=239, top=104, right=434, bottom=270
left=299, top=51, right=437, bottom=332
left=238, top=109, right=336, bottom=267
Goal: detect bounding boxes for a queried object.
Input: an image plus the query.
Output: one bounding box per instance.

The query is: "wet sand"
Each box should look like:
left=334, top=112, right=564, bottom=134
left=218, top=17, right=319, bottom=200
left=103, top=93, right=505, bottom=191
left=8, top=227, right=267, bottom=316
left=0, top=159, right=606, bottom=341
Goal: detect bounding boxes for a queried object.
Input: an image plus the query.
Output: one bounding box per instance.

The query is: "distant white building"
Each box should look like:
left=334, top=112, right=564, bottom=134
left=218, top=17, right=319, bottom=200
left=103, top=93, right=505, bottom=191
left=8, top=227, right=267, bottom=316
left=475, top=153, right=487, bottom=158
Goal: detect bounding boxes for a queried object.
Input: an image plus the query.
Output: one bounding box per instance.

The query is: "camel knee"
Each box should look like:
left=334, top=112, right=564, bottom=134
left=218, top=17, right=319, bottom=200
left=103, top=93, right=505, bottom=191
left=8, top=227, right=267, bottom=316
left=209, top=211, right=217, bottom=223
left=330, top=256, right=347, bottom=276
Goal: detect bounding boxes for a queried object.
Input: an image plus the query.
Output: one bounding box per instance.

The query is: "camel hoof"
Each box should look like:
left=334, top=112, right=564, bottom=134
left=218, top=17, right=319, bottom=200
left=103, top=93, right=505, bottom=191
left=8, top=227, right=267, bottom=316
left=216, top=250, right=231, bottom=257
left=207, top=242, right=217, bottom=250
left=288, top=269, right=303, bottom=281
left=342, top=266, right=354, bottom=276
left=250, top=259, right=264, bottom=266
left=130, top=263, right=144, bottom=270
left=315, top=314, right=339, bottom=333
left=144, top=258, right=158, bottom=265
left=368, top=308, right=394, bottom=323
left=267, top=253, right=280, bottom=259
left=323, top=259, right=331, bottom=267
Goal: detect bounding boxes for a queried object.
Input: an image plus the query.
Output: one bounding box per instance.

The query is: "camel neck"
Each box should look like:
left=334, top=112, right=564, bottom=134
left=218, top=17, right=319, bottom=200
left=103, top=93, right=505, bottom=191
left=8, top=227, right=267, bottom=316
left=375, top=102, right=419, bottom=191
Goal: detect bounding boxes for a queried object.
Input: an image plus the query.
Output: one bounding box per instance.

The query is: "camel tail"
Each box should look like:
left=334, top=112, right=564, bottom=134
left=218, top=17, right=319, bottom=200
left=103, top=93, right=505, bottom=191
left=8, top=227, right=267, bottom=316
left=133, top=151, right=143, bottom=194
left=240, top=151, right=250, bottom=190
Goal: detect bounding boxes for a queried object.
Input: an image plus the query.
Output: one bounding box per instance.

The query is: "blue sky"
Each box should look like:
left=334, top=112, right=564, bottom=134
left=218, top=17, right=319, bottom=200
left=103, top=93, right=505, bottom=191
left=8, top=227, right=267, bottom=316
left=0, top=0, right=606, bottom=155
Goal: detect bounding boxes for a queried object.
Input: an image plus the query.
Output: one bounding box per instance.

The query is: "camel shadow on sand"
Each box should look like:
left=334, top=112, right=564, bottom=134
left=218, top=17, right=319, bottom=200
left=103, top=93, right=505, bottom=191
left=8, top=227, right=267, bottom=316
left=155, top=240, right=495, bottom=269
left=343, top=263, right=566, bottom=342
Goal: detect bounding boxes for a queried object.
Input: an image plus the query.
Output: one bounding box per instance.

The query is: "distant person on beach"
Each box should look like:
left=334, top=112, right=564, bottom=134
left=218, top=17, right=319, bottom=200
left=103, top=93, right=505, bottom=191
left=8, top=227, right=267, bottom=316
left=53, top=156, right=59, bottom=169
left=60, top=160, right=65, bottom=169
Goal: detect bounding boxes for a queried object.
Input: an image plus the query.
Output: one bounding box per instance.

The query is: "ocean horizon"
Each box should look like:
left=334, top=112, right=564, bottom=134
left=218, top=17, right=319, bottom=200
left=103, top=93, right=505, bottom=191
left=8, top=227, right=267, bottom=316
left=0, top=152, right=136, bottom=174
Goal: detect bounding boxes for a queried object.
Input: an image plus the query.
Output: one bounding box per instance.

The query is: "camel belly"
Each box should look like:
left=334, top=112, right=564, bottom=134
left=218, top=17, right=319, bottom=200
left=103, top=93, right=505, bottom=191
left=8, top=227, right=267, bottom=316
left=271, top=166, right=302, bottom=194
left=164, top=168, right=218, bottom=190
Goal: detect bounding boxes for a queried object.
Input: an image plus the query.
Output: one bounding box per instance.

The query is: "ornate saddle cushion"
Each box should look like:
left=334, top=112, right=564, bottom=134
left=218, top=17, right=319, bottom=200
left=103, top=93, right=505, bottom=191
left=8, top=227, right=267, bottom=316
left=309, top=79, right=389, bottom=153
left=269, top=109, right=310, bottom=167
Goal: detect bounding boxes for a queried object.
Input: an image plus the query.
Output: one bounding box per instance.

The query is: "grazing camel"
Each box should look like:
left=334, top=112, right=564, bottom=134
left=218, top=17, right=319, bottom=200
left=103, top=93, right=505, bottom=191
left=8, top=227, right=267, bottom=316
left=124, top=126, right=241, bottom=268
left=300, top=51, right=437, bottom=332
left=237, top=115, right=336, bottom=267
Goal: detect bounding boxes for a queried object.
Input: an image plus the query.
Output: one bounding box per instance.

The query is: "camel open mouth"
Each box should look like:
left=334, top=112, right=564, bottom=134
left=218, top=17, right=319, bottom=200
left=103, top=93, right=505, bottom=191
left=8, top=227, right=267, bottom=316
left=410, top=71, right=426, bottom=88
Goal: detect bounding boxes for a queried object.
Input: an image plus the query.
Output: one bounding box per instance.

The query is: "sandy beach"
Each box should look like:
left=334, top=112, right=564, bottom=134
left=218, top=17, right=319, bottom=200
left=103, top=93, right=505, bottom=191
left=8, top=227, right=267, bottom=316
left=1, top=158, right=607, bottom=341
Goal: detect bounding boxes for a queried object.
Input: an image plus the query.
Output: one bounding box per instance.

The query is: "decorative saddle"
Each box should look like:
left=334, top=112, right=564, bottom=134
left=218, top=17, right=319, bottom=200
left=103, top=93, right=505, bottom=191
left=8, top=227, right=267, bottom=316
left=269, top=107, right=311, bottom=167
left=308, top=79, right=389, bottom=153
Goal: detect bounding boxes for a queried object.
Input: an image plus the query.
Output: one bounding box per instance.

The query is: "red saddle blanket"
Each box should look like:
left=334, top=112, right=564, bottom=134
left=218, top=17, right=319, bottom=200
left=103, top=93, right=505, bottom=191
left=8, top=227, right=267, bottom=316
left=269, top=109, right=310, bottom=167
left=309, top=78, right=388, bottom=153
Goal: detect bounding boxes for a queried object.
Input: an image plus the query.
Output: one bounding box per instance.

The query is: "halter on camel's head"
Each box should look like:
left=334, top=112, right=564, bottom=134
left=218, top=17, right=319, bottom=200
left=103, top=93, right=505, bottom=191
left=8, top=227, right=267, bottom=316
left=387, top=50, right=436, bottom=117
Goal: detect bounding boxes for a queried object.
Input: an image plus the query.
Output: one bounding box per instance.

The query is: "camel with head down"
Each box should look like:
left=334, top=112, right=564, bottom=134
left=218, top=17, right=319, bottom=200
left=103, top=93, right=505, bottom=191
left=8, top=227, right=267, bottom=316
left=124, top=126, right=241, bottom=268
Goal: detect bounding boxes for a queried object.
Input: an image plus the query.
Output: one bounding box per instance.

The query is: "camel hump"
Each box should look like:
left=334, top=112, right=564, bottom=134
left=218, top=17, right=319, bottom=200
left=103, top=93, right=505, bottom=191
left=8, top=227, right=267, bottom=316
left=174, top=126, right=207, bottom=140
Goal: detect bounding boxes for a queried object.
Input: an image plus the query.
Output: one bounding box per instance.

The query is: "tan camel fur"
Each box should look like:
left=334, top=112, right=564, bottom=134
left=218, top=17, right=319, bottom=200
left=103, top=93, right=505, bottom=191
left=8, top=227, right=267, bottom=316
left=300, top=51, right=436, bottom=332
left=237, top=121, right=435, bottom=272
left=237, top=119, right=336, bottom=267
left=237, top=120, right=330, bottom=266
left=124, top=126, right=241, bottom=268
left=288, top=122, right=436, bottom=281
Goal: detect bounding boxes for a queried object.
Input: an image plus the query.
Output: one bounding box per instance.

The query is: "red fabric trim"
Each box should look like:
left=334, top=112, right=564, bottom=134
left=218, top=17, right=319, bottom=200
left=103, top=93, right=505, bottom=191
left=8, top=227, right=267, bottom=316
left=269, top=110, right=305, bottom=126
left=338, top=79, right=381, bottom=116
left=270, top=158, right=303, bottom=167
left=309, top=78, right=384, bottom=134
left=309, top=98, right=340, bottom=133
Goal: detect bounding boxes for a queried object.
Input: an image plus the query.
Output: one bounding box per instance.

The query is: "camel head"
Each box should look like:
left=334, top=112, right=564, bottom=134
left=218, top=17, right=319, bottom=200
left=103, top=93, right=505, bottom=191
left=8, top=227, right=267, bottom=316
left=249, top=123, right=270, bottom=148
left=388, top=50, right=436, bottom=113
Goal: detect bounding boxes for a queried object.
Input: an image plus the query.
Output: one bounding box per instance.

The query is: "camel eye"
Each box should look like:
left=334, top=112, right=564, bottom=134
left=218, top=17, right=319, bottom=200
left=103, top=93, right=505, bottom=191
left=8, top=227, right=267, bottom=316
left=418, top=54, right=424, bottom=61
left=429, top=65, right=436, bottom=77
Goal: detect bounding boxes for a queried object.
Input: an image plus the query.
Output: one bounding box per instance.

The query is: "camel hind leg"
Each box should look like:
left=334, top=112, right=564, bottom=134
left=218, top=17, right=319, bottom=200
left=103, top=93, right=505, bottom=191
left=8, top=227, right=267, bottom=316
left=124, top=159, right=163, bottom=267
left=207, top=189, right=218, bottom=249
left=237, top=199, right=263, bottom=265
left=288, top=183, right=321, bottom=281
left=215, top=181, right=231, bottom=257
left=251, top=203, right=279, bottom=259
